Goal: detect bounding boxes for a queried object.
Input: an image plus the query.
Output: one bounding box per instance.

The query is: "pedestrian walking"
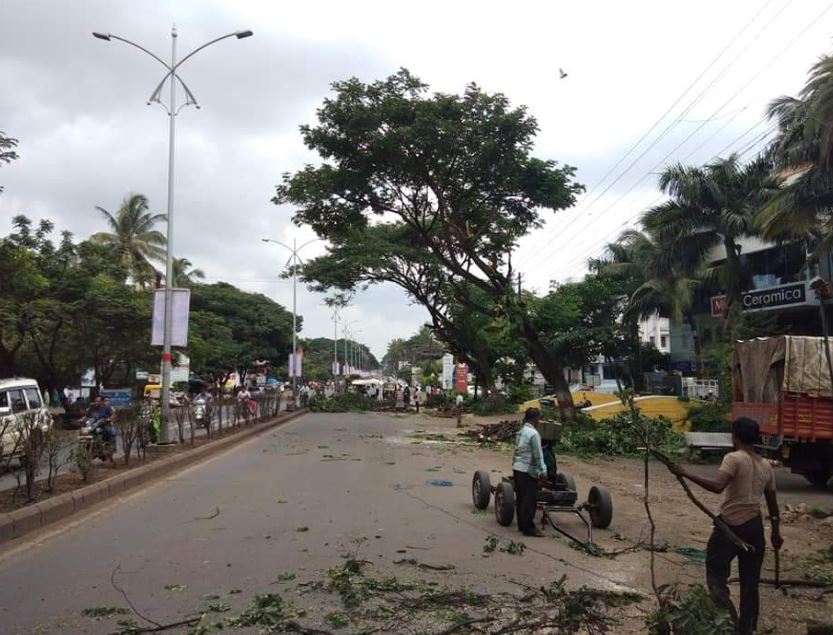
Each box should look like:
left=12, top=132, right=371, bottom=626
left=512, top=408, right=546, bottom=537
left=669, top=417, right=782, bottom=635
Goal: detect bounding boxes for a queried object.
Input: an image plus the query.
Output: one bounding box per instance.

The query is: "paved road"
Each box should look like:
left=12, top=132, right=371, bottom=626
left=0, top=411, right=653, bottom=635
left=1, top=412, right=829, bottom=634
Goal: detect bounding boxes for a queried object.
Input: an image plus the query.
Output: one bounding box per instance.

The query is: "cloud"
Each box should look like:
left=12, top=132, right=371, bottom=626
left=2, top=0, right=832, bottom=360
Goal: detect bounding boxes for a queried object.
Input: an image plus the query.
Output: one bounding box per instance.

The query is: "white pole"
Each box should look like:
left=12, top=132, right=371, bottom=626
left=159, top=24, right=177, bottom=444
left=292, top=237, right=298, bottom=394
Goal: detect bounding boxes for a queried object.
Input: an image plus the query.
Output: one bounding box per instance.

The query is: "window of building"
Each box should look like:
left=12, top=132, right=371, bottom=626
left=660, top=335, right=668, bottom=349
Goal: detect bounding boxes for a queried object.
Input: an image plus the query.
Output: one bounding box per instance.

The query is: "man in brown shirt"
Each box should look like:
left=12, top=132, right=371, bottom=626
left=670, top=417, right=782, bottom=635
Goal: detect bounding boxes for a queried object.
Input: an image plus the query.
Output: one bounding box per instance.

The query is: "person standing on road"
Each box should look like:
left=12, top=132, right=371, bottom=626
left=669, top=417, right=782, bottom=635
left=512, top=408, right=547, bottom=537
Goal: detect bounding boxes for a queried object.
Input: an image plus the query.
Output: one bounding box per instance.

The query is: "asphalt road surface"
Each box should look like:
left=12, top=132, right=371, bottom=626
left=0, top=412, right=644, bottom=634
left=0, top=412, right=829, bottom=634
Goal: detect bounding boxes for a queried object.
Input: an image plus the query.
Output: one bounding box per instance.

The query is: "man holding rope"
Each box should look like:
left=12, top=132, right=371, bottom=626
left=669, top=417, right=782, bottom=635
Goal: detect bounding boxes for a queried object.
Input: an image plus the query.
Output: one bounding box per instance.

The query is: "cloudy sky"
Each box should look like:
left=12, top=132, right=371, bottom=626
left=2, top=0, right=832, bottom=359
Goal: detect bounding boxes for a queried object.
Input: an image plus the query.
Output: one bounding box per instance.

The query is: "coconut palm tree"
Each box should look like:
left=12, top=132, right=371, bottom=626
left=757, top=55, right=833, bottom=253
left=172, top=257, right=205, bottom=286
left=594, top=227, right=710, bottom=361
left=92, top=193, right=167, bottom=288
left=641, top=154, right=778, bottom=325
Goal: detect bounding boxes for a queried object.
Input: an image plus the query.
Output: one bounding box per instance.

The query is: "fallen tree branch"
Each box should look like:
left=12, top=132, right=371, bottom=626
left=191, top=506, right=221, bottom=521
left=432, top=616, right=494, bottom=635
left=110, top=564, right=162, bottom=628
left=728, top=577, right=833, bottom=589
left=649, top=449, right=753, bottom=553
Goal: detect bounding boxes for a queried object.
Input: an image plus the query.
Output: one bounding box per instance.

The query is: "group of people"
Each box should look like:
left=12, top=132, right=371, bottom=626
left=512, top=408, right=781, bottom=635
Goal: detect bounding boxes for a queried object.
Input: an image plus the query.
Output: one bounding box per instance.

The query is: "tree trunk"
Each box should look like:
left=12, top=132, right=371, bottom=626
left=685, top=311, right=702, bottom=372
left=723, top=237, right=743, bottom=333
left=517, top=315, right=576, bottom=421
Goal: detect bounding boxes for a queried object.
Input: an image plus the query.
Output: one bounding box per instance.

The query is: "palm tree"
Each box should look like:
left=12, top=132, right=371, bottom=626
left=172, top=257, right=205, bottom=286
left=594, top=227, right=709, bottom=362
left=641, top=154, right=778, bottom=325
left=757, top=55, right=833, bottom=254
left=92, top=194, right=167, bottom=287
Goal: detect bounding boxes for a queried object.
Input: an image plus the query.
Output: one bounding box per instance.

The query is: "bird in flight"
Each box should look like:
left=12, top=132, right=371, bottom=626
left=559, top=68, right=568, bottom=79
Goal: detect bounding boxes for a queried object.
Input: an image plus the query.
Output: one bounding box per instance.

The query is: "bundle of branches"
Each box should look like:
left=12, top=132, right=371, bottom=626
left=460, top=419, right=521, bottom=444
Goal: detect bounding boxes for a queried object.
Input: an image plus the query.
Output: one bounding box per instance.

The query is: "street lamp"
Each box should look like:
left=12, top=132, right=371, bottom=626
left=93, top=25, right=253, bottom=443
left=262, top=237, right=321, bottom=394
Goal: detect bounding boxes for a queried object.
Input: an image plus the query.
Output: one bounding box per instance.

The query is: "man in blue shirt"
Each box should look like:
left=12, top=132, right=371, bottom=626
left=512, top=408, right=547, bottom=537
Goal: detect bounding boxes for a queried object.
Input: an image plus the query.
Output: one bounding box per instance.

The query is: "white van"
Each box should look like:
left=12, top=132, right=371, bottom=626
left=0, top=377, right=53, bottom=462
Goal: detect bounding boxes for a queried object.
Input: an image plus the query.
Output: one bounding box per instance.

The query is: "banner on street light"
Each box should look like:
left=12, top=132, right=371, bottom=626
left=289, top=353, right=303, bottom=378
left=151, top=288, right=191, bottom=347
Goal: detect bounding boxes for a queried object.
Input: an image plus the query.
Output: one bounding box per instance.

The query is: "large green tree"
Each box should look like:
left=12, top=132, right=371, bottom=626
left=92, top=193, right=167, bottom=288
left=188, top=282, right=296, bottom=383
left=276, top=71, right=583, bottom=417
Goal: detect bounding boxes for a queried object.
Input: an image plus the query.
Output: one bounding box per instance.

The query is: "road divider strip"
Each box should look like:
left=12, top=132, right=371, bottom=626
left=0, top=409, right=307, bottom=545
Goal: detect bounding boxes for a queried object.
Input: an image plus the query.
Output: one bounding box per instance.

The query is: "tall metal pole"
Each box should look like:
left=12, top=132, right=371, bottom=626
left=291, top=237, right=298, bottom=395
left=332, top=308, right=339, bottom=377
left=159, top=24, right=178, bottom=444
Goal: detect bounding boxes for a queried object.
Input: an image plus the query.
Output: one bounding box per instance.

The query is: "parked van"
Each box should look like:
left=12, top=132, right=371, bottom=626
left=0, top=377, right=52, bottom=462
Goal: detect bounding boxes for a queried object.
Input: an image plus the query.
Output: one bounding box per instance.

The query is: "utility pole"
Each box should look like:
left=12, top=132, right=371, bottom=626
left=331, top=306, right=340, bottom=377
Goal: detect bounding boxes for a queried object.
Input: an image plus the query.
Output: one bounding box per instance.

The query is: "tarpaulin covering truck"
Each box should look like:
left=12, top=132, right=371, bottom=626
left=732, top=335, right=833, bottom=487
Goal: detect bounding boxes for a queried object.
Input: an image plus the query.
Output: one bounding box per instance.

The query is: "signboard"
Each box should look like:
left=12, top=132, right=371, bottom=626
left=710, top=295, right=727, bottom=317
left=101, top=388, right=131, bottom=407
left=135, top=371, right=149, bottom=380
left=741, top=282, right=810, bottom=313
left=151, top=288, right=191, bottom=347
left=442, top=354, right=454, bottom=390
left=454, top=363, right=469, bottom=394
left=288, top=353, right=303, bottom=378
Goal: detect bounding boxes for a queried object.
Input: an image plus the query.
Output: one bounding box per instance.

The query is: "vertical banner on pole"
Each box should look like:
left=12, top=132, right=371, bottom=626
left=152, top=288, right=191, bottom=346
left=288, top=353, right=303, bottom=378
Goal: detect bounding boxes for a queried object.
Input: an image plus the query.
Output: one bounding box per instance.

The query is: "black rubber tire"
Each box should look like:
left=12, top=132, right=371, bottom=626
left=472, top=470, right=491, bottom=510
left=494, top=481, right=515, bottom=527
left=555, top=471, right=576, bottom=493
left=802, top=469, right=831, bottom=489
left=587, top=485, right=613, bottom=529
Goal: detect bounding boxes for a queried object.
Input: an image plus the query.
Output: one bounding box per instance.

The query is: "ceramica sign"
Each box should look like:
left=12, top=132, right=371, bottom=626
left=741, top=282, right=809, bottom=312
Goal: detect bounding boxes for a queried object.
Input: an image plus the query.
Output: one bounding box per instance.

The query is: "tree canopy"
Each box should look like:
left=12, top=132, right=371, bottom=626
left=277, top=70, right=584, bottom=415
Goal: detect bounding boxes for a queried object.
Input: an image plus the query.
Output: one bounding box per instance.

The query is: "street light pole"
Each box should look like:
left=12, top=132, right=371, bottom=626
left=92, top=25, right=252, bottom=444
left=160, top=25, right=178, bottom=443
left=331, top=306, right=340, bottom=377
left=262, top=237, right=321, bottom=395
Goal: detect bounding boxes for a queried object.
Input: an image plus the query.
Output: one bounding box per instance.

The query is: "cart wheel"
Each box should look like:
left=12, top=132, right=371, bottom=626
left=472, top=470, right=492, bottom=510
left=494, top=481, right=515, bottom=527
left=555, top=471, right=576, bottom=493
left=587, top=485, right=613, bottom=529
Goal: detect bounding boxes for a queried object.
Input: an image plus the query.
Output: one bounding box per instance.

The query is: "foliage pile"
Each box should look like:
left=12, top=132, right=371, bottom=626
left=306, top=392, right=383, bottom=413
left=559, top=413, right=685, bottom=458
left=646, top=584, right=733, bottom=634
left=461, top=419, right=521, bottom=444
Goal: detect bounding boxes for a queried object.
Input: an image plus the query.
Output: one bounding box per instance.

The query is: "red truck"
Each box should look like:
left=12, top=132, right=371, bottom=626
left=732, top=335, right=833, bottom=487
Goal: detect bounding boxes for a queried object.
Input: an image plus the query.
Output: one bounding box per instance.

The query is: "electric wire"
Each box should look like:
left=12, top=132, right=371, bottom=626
left=527, top=0, right=832, bottom=273
left=515, top=0, right=788, bottom=268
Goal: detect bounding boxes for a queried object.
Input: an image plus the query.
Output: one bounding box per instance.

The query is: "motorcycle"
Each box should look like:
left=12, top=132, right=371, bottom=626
left=77, top=417, right=116, bottom=462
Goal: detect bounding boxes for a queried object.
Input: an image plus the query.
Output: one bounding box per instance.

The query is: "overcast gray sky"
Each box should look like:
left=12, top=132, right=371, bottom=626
left=2, top=0, right=832, bottom=359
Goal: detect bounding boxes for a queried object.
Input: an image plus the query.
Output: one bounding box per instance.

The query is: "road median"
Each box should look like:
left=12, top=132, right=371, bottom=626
left=0, top=409, right=306, bottom=545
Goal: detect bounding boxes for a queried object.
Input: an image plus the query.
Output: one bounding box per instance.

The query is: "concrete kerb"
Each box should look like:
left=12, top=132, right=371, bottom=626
left=0, top=409, right=306, bottom=544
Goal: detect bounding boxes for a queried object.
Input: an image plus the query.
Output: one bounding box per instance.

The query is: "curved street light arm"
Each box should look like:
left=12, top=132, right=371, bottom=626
left=147, top=31, right=247, bottom=105
left=99, top=33, right=200, bottom=108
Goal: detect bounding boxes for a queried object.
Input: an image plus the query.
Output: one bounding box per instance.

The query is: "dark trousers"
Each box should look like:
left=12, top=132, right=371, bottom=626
left=513, top=470, right=538, bottom=534
left=705, top=515, right=765, bottom=635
